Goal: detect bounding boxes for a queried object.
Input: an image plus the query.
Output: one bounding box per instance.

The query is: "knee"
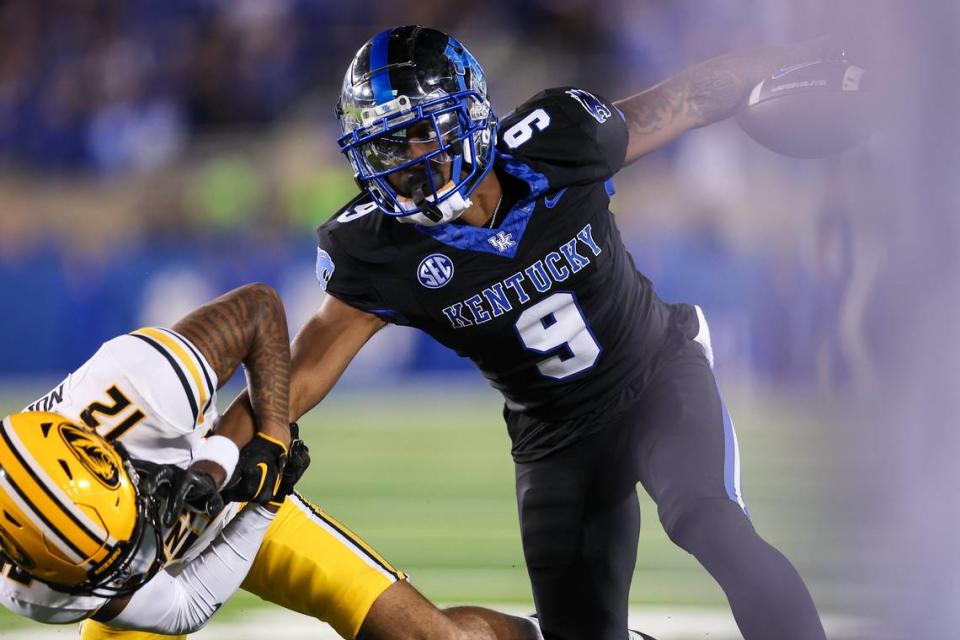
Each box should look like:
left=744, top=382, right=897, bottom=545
left=661, top=496, right=754, bottom=555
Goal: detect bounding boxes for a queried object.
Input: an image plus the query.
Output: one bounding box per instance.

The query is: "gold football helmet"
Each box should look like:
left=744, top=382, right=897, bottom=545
left=0, top=412, right=164, bottom=596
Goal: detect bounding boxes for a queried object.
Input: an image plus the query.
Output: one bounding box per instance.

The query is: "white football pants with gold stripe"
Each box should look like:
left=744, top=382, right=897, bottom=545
left=81, top=493, right=405, bottom=640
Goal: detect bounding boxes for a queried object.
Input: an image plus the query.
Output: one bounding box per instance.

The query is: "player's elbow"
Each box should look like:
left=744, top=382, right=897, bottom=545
left=110, top=580, right=220, bottom=635
left=162, top=584, right=223, bottom=635
left=239, top=282, right=287, bottom=331
left=241, top=282, right=284, bottom=311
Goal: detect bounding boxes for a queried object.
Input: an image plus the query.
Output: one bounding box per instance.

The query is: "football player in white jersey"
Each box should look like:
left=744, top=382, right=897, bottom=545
left=0, top=283, right=544, bottom=640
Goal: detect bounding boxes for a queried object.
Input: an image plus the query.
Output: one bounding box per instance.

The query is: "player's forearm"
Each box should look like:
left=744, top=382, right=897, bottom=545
left=678, top=38, right=828, bottom=127
left=99, top=504, right=275, bottom=634
left=173, top=283, right=291, bottom=447
left=239, top=287, right=292, bottom=447
left=615, top=37, right=828, bottom=162
left=288, top=294, right=386, bottom=418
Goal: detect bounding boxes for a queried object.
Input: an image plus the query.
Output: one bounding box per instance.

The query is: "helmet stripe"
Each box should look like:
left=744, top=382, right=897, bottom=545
left=0, top=467, right=87, bottom=564
left=443, top=42, right=467, bottom=92
left=0, top=421, right=115, bottom=550
left=368, top=29, right=394, bottom=104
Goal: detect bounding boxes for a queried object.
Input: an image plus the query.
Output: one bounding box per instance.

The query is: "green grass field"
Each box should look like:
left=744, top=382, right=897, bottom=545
left=0, top=382, right=875, bottom=632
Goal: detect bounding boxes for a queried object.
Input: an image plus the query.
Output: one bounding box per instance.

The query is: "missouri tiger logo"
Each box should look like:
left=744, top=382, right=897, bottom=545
left=59, top=423, right=122, bottom=489
left=0, top=523, right=34, bottom=570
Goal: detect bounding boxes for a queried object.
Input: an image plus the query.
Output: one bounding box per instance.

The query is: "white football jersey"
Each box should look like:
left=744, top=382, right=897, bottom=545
left=1, top=327, right=240, bottom=623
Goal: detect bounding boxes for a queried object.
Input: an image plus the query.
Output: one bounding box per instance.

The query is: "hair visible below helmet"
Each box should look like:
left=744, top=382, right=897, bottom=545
left=336, top=25, right=497, bottom=225
left=0, top=412, right=164, bottom=597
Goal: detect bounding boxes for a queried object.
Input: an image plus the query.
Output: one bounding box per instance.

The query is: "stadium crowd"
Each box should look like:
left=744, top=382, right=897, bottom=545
left=0, top=0, right=866, bottom=390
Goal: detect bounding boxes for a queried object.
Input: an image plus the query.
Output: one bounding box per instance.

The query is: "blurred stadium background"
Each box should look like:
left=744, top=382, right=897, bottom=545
left=0, top=0, right=955, bottom=638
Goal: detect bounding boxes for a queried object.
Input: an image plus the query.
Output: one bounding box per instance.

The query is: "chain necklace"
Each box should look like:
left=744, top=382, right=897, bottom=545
left=487, top=194, right=504, bottom=229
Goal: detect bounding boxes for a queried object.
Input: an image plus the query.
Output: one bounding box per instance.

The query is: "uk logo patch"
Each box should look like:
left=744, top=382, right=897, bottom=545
left=565, top=89, right=612, bottom=124
left=417, top=254, right=455, bottom=289
left=488, top=231, right=516, bottom=253
left=316, top=248, right=335, bottom=291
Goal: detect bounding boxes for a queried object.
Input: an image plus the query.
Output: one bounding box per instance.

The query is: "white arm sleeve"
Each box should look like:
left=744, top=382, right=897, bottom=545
left=108, top=505, right=275, bottom=634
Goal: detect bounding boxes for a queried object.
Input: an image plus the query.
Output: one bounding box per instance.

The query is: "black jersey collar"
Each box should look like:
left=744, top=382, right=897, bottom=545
left=410, top=154, right=549, bottom=258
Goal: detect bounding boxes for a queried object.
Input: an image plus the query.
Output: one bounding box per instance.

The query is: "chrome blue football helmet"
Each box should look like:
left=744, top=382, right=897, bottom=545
left=336, top=26, right=497, bottom=225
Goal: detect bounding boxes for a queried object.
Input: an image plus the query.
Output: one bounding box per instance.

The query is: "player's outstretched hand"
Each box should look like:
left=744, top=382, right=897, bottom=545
left=220, top=430, right=290, bottom=504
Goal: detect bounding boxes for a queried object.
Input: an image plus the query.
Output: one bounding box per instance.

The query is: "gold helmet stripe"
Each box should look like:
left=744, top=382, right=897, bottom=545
left=130, top=328, right=209, bottom=425
left=0, top=467, right=87, bottom=565
left=0, top=420, right=117, bottom=550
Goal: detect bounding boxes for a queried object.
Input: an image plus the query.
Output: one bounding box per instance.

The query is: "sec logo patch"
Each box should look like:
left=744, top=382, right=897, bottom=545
left=417, top=254, right=455, bottom=289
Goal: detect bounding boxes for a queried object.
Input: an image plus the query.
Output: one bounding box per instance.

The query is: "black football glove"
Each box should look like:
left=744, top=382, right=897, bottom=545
left=270, top=431, right=310, bottom=507
left=162, top=467, right=224, bottom=527
left=129, top=458, right=224, bottom=527
left=220, top=430, right=290, bottom=504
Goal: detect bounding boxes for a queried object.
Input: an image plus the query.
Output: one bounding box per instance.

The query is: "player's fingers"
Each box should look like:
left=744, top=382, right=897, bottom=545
left=286, top=442, right=310, bottom=486
left=164, top=476, right=196, bottom=527
left=203, top=490, right=224, bottom=516
left=154, top=466, right=179, bottom=496
left=255, top=470, right=281, bottom=504
left=139, top=464, right=169, bottom=495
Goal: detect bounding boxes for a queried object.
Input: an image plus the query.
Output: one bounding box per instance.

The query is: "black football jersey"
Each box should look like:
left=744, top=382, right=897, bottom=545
left=317, top=87, right=697, bottom=461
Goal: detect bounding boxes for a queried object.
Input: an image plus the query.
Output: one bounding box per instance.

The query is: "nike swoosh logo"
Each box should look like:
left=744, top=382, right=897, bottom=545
left=254, top=462, right=269, bottom=497
left=771, top=60, right=820, bottom=80
left=544, top=188, right=567, bottom=209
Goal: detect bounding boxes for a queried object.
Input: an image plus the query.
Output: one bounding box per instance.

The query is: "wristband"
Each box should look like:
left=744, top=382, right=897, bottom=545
left=193, top=435, right=240, bottom=487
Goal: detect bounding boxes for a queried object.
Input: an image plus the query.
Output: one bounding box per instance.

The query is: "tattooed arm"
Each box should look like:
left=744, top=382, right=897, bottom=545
left=172, top=283, right=292, bottom=453
left=614, top=37, right=828, bottom=165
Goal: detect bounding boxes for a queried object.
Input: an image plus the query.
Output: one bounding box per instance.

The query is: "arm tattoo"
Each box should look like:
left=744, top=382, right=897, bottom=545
left=616, top=78, right=688, bottom=138
left=619, top=38, right=827, bottom=138
left=172, top=284, right=291, bottom=434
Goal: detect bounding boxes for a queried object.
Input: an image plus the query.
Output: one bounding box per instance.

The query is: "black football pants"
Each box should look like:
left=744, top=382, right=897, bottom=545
left=514, top=339, right=826, bottom=640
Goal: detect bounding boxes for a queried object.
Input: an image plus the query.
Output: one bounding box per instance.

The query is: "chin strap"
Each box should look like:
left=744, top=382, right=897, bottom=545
left=407, top=180, right=444, bottom=223
left=396, top=176, right=472, bottom=227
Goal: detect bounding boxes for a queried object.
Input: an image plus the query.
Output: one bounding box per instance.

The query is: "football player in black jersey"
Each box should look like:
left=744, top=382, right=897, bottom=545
left=219, top=25, right=829, bottom=640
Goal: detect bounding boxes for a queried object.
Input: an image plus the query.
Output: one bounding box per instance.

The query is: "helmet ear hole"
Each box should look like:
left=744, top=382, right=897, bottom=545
left=0, top=521, right=35, bottom=570
left=3, top=510, right=22, bottom=528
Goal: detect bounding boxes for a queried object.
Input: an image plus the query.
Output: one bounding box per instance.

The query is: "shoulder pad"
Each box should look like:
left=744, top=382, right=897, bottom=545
left=317, top=193, right=404, bottom=265
left=496, top=87, right=627, bottom=181
left=499, top=87, right=618, bottom=136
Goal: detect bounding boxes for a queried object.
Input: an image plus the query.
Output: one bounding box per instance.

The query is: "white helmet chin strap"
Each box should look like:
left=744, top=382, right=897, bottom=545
left=396, top=182, right=472, bottom=227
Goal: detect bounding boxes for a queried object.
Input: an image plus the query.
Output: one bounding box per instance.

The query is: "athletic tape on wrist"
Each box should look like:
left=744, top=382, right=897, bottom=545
left=193, top=435, right=240, bottom=487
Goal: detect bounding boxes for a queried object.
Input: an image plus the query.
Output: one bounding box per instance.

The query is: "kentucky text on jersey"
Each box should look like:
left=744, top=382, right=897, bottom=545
left=442, top=223, right=602, bottom=329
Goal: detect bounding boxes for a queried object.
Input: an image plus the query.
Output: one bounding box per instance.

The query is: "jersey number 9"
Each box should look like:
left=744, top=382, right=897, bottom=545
left=515, top=292, right=601, bottom=379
